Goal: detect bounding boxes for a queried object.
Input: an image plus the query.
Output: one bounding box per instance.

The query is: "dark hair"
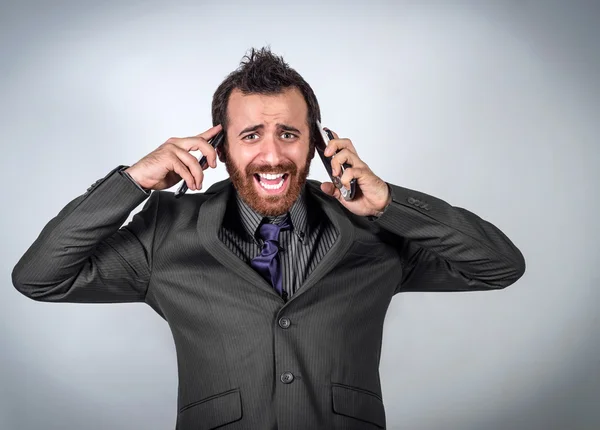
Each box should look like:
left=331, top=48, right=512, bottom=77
left=211, top=47, right=321, bottom=151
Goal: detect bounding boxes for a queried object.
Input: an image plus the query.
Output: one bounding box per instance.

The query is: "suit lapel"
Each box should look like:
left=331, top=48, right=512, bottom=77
left=196, top=179, right=356, bottom=303
left=196, top=180, right=280, bottom=298
left=288, top=182, right=355, bottom=302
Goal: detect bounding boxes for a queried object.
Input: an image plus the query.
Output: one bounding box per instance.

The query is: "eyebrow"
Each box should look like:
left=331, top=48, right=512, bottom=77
left=237, top=123, right=302, bottom=137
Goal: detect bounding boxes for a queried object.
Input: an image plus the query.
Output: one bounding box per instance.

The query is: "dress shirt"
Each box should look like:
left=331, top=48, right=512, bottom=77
left=218, top=189, right=337, bottom=301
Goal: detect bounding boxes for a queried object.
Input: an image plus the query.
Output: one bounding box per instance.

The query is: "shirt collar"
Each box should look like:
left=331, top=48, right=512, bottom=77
left=235, top=188, right=310, bottom=244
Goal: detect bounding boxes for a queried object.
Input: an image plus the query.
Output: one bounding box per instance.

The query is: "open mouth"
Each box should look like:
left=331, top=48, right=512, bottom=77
left=253, top=172, right=290, bottom=194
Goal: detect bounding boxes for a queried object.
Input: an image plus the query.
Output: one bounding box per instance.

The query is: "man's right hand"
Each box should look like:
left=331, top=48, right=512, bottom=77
left=125, top=124, right=223, bottom=191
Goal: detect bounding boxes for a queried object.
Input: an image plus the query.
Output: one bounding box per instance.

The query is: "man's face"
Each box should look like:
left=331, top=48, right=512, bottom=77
left=221, top=87, right=313, bottom=216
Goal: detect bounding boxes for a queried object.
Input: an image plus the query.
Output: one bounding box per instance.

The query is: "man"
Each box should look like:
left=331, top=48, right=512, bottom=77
left=12, top=47, right=525, bottom=430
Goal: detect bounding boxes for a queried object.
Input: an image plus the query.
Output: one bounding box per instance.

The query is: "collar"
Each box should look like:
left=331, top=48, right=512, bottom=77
left=199, top=179, right=354, bottom=301
left=235, top=188, right=311, bottom=245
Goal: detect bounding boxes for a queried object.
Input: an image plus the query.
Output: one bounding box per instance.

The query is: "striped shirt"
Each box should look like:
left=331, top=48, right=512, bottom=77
left=218, top=188, right=338, bottom=301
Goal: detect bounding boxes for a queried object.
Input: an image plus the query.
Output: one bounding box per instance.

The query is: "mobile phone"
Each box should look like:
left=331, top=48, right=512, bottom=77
left=175, top=130, right=225, bottom=198
left=315, top=121, right=356, bottom=201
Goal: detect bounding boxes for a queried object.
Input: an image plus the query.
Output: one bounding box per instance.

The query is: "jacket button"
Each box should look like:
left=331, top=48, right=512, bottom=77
left=280, top=372, right=294, bottom=384
left=278, top=317, right=291, bottom=329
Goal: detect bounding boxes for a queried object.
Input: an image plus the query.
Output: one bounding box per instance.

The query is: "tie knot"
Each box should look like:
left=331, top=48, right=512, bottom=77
left=257, top=216, right=292, bottom=242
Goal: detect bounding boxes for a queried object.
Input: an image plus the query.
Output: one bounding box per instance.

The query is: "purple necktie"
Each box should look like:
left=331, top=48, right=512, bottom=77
left=250, top=217, right=292, bottom=296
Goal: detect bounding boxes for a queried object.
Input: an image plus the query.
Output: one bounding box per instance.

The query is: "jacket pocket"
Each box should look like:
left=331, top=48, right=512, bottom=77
left=178, top=388, right=242, bottom=430
left=331, top=383, right=386, bottom=428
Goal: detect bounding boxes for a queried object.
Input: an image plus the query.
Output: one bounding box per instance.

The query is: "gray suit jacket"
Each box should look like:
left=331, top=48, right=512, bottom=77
left=12, top=166, right=525, bottom=430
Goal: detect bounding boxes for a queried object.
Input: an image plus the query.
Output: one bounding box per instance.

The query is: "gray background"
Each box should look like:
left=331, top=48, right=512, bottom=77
left=2, top=1, right=599, bottom=429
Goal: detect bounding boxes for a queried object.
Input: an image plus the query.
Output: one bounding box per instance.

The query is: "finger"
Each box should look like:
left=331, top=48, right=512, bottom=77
left=197, top=123, right=223, bottom=141
left=162, top=123, right=222, bottom=148
left=199, top=138, right=219, bottom=169
left=339, top=167, right=364, bottom=190
left=324, top=137, right=356, bottom=157
left=171, top=158, right=197, bottom=191
left=320, top=182, right=341, bottom=199
left=170, top=137, right=219, bottom=169
left=330, top=148, right=363, bottom=177
left=173, top=146, right=204, bottom=190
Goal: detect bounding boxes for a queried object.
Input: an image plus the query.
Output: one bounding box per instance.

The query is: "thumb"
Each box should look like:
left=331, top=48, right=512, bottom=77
left=320, top=182, right=341, bottom=199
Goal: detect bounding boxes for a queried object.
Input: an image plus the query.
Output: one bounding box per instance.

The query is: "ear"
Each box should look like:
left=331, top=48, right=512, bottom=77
left=216, top=146, right=227, bottom=163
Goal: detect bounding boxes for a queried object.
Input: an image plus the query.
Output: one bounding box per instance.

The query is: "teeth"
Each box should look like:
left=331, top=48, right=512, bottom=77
left=258, top=173, right=285, bottom=190
left=259, top=173, right=285, bottom=180
left=260, top=181, right=284, bottom=190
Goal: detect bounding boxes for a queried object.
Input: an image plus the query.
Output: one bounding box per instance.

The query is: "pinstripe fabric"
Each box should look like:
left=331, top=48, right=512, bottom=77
left=122, top=167, right=338, bottom=300
left=12, top=166, right=526, bottom=430
left=218, top=190, right=337, bottom=301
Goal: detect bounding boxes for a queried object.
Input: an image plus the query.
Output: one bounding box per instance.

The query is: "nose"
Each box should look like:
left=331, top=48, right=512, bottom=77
left=260, top=134, right=284, bottom=165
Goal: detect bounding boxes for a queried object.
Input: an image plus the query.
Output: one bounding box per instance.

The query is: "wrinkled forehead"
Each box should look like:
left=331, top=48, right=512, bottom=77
left=226, top=88, right=309, bottom=133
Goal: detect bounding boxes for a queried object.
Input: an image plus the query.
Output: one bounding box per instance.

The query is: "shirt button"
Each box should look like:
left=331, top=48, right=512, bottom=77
left=278, top=317, right=291, bottom=329
left=280, top=372, right=294, bottom=384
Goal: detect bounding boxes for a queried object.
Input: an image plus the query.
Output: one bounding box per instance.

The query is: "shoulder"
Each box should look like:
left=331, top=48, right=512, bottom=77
left=151, top=178, right=231, bottom=219
left=304, top=179, right=388, bottom=236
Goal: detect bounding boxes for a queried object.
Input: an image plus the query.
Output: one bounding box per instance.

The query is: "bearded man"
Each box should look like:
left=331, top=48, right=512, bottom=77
left=12, top=47, right=525, bottom=430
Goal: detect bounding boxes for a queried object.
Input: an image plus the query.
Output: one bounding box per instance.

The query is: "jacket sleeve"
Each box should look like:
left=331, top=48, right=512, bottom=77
left=11, top=166, right=159, bottom=303
left=372, top=183, right=526, bottom=294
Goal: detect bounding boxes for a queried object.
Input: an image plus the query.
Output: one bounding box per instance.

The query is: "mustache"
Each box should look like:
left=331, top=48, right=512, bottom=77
left=246, top=162, right=298, bottom=176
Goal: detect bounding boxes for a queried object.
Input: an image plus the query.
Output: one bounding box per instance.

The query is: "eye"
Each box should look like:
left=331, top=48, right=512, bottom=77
left=242, top=133, right=259, bottom=141
left=281, top=132, right=297, bottom=139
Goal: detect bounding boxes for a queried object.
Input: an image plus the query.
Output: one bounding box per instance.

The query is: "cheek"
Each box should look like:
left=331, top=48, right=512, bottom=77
left=227, top=146, right=256, bottom=169
left=285, top=144, right=310, bottom=163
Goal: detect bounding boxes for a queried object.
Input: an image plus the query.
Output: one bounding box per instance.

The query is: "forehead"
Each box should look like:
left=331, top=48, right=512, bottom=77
left=226, top=87, right=308, bottom=130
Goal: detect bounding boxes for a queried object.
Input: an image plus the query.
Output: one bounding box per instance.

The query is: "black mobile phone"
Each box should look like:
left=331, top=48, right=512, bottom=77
left=315, top=121, right=356, bottom=201
left=175, top=130, right=225, bottom=198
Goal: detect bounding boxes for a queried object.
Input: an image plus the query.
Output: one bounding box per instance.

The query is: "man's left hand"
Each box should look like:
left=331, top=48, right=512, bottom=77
left=319, top=130, right=391, bottom=218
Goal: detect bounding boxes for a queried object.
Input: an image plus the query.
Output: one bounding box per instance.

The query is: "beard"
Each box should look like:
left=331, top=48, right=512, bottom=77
left=225, top=150, right=312, bottom=217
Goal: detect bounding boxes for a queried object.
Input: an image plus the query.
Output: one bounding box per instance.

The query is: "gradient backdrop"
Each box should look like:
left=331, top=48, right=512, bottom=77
left=2, top=1, right=599, bottom=429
